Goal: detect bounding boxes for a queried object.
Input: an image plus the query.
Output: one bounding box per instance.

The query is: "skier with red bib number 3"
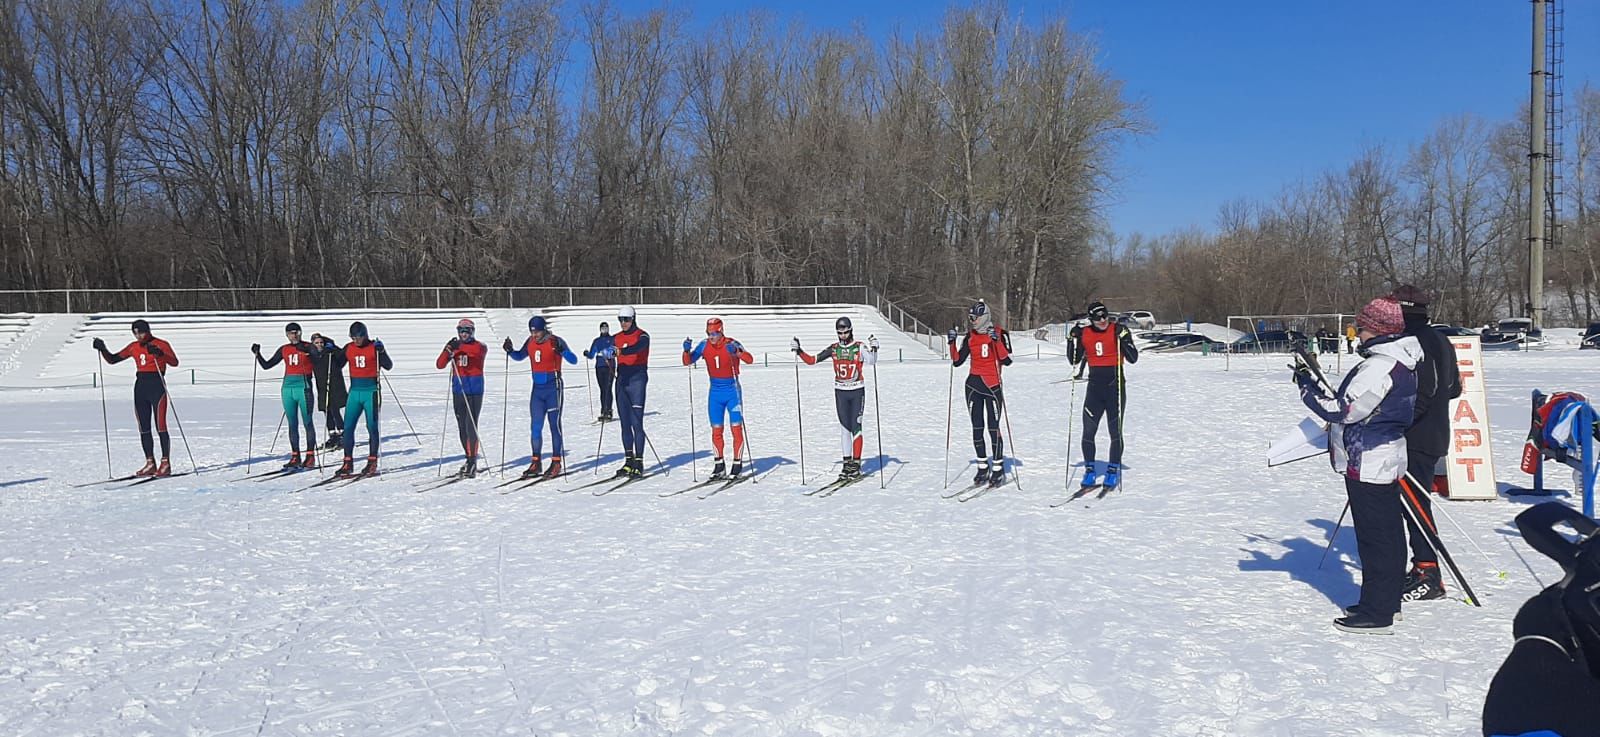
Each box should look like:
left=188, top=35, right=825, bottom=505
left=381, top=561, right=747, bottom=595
left=795, top=317, right=879, bottom=482
left=950, top=301, right=1012, bottom=488
left=684, top=317, right=754, bottom=479
left=93, top=319, right=180, bottom=477
left=438, top=318, right=489, bottom=478
left=1070, top=301, right=1138, bottom=490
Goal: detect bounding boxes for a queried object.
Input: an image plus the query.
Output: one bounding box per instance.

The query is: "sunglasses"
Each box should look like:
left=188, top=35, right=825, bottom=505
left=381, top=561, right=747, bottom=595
left=457, top=328, right=474, bottom=334
left=618, top=317, right=634, bottom=322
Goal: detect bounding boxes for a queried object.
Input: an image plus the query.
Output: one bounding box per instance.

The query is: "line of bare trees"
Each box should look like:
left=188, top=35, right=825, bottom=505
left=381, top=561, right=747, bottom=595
left=0, top=0, right=1143, bottom=326
left=1097, top=88, right=1600, bottom=328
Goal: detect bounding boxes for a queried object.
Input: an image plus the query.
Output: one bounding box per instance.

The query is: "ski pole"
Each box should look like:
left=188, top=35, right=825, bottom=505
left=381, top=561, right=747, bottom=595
left=592, top=400, right=607, bottom=475
left=1427, top=488, right=1507, bottom=579
left=1317, top=501, right=1350, bottom=570
left=155, top=369, right=200, bottom=474
left=500, top=352, right=509, bottom=477
left=793, top=356, right=806, bottom=484
left=247, top=359, right=258, bottom=473
left=942, top=350, right=954, bottom=489
left=379, top=371, right=422, bottom=445
left=687, top=357, right=698, bottom=482
left=436, top=365, right=452, bottom=476
left=266, top=411, right=284, bottom=455
left=97, top=352, right=112, bottom=479
left=869, top=338, right=885, bottom=489
left=733, top=370, right=756, bottom=482
left=1064, top=373, right=1078, bottom=489
left=643, top=430, right=667, bottom=475
left=998, top=388, right=1021, bottom=491
left=1398, top=473, right=1480, bottom=606
left=585, top=355, right=595, bottom=421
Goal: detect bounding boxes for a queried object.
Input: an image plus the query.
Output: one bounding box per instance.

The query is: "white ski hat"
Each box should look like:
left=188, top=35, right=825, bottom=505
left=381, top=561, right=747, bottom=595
left=618, top=305, right=637, bottom=320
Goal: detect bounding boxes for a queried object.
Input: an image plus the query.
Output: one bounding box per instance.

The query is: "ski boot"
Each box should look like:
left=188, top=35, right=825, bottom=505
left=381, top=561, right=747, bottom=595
left=1400, top=562, right=1445, bottom=602
left=542, top=457, right=563, bottom=480
left=459, top=457, right=477, bottom=479
left=709, top=458, right=727, bottom=481
left=323, top=432, right=343, bottom=451
left=358, top=455, right=379, bottom=478
left=729, top=460, right=743, bottom=478
left=1333, top=610, right=1394, bottom=635
left=521, top=457, right=544, bottom=480
left=840, top=458, right=862, bottom=481
left=972, top=461, right=990, bottom=487
left=335, top=456, right=356, bottom=478
left=282, top=452, right=302, bottom=471
left=301, top=451, right=317, bottom=469
left=987, top=458, right=1006, bottom=488
left=1102, top=464, right=1122, bottom=490
left=626, top=457, right=645, bottom=478
left=597, top=412, right=612, bottom=423
left=613, top=455, right=634, bottom=478
left=1080, top=463, right=1101, bottom=489
left=154, top=458, right=172, bottom=477
left=134, top=458, right=158, bottom=477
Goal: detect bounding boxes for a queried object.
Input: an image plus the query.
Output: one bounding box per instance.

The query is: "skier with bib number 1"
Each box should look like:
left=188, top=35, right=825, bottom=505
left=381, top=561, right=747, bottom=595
left=684, top=317, right=754, bottom=480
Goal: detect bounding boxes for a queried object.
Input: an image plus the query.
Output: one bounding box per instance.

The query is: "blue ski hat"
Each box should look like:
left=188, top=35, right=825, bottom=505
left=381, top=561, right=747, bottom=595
left=529, top=315, right=548, bottom=332
left=349, top=321, right=368, bottom=339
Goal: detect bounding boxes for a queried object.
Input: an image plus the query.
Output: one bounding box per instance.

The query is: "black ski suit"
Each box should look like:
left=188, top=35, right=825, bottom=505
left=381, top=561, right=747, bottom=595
left=1401, top=313, right=1461, bottom=566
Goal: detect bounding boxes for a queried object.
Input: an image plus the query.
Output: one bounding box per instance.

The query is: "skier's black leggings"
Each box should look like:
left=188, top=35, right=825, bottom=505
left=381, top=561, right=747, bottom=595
left=453, top=392, right=484, bottom=454
left=1402, top=451, right=1440, bottom=565
left=596, top=362, right=614, bottom=416
left=1082, top=379, right=1125, bottom=465
left=133, top=373, right=171, bottom=460
left=964, top=375, right=1003, bottom=460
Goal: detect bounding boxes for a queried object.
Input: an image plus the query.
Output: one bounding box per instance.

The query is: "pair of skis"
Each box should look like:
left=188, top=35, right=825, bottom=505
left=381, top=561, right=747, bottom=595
left=804, top=473, right=869, bottom=498
left=662, top=473, right=754, bottom=499
left=1050, top=479, right=1119, bottom=507
left=942, top=471, right=1011, bottom=502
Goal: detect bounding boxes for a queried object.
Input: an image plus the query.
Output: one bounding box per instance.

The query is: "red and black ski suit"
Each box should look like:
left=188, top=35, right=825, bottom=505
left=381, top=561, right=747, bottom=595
left=951, top=328, right=1011, bottom=465
left=97, top=336, right=180, bottom=461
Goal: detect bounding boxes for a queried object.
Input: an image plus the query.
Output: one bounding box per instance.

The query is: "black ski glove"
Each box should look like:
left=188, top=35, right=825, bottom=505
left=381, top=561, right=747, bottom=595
left=145, top=342, right=164, bottom=358
left=92, top=337, right=107, bottom=352
left=251, top=343, right=261, bottom=355
left=1290, top=363, right=1317, bottom=388
left=946, top=329, right=957, bottom=345
left=446, top=338, right=460, bottom=352
left=503, top=337, right=514, bottom=353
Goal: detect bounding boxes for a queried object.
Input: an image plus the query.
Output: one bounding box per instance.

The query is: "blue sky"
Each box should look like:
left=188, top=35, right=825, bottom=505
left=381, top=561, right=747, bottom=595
left=611, top=0, right=1597, bottom=239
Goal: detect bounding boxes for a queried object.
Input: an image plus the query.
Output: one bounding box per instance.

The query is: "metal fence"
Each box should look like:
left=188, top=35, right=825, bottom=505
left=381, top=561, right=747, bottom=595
left=0, top=283, right=943, bottom=345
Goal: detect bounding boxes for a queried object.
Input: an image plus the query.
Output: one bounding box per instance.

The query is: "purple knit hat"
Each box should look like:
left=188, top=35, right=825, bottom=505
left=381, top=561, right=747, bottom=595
left=1356, top=296, right=1405, bottom=336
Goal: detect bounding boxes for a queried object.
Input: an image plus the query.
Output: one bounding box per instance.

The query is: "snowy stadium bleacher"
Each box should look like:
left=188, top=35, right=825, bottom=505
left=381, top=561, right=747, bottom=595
left=0, top=303, right=942, bottom=388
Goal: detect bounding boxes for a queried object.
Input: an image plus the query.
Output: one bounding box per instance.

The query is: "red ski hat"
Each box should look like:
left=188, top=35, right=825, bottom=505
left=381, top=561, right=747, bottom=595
left=1356, top=296, right=1405, bottom=336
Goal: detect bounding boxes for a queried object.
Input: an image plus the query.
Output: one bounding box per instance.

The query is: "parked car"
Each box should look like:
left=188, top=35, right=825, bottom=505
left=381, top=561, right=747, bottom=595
left=1580, top=322, right=1600, bottom=350
left=1430, top=323, right=1479, bottom=337
left=1126, top=310, right=1156, bottom=330
left=1153, top=333, right=1227, bottom=353
left=1481, top=317, right=1544, bottom=350
left=1229, top=329, right=1306, bottom=354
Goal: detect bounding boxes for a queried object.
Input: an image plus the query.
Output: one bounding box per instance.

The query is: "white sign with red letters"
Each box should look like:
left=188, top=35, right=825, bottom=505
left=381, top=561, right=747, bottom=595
left=1445, top=335, right=1496, bottom=500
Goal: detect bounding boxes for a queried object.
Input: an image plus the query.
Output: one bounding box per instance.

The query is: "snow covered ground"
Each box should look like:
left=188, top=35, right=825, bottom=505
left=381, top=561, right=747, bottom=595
left=0, top=345, right=1593, bottom=736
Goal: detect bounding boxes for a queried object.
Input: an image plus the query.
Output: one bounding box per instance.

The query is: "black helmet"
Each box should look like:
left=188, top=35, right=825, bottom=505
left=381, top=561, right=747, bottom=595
left=1088, top=301, right=1110, bottom=320
left=131, top=319, right=151, bottom=335
left=349, top=321, right=368, bottom=339
left=835, top=316, right=853, bottom=333
left=285, top=322, right=302, bottom=334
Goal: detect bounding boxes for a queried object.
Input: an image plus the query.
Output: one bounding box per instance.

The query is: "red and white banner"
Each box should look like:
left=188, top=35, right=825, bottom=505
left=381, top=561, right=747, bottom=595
left=1445, top=335, right=1496, bottom=500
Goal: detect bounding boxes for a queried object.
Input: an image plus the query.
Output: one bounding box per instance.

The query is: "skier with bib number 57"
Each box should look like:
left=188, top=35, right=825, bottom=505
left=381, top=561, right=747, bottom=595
left=950, top=301, right=1012, bottom=488
left=794, top=317, right=878, bottom=482
left=684, top=317, right=754, bottom=480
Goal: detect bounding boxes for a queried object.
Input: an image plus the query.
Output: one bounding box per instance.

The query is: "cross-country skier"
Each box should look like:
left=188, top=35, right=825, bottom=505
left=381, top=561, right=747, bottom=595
left=438, top=318, right=489, bottom=477
left=337, top=321, right=392, bottom=478
left=92, top=319, right=180, bottom=477
left=950, top=301, right=1012, bottom=488
left=1293, top=295, right=1421, bottom=634
left=310, top=331, right=348, bottom=451
left=1389, top=284, right=1462, bottom=604
left=1069, top=301, right=1138, bottom=490
left=794, top=317, right=879, bottom=481
left=609, top=306, right=651, bottom=478
left=582, top=322, right=616, bottom=422
left=504, top=316, right=577, bottom=479
left=684, top=317, right=754, bottom=479
left=252, top=322, right=319, bottom=469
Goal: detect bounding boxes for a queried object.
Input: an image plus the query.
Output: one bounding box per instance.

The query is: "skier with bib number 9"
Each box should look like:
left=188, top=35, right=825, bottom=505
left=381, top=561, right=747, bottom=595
left=684, top=317, right=754, bottom=480
left=950, top=301, right=1011, bottom=488
left=1069, top=301, right=1138, bottom=490
left=795, top=317, right=878, bottom=482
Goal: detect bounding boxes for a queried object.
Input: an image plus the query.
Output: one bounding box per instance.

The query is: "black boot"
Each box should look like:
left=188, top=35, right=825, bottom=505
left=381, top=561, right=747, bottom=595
left=710, top=458, right=726, bottom=480
left=627, top=457, right=645, bottom=477
left=729, top=460, right=743, bottom=478
left=1333, top=610, right=1394, bottom=634
left=1400, top=563, right=1445, bottom=602
left=987, top=458, right=1006, bottom=488
left=972, top=461, right=990, bottom=487
left=613, top=455, right=632, bottom=478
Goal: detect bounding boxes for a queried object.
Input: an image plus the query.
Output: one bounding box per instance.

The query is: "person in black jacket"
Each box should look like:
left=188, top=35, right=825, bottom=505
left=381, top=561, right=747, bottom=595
left=310, top=331, right=349, bottom=451
left=1389, top=285, right=1462, bottom=602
